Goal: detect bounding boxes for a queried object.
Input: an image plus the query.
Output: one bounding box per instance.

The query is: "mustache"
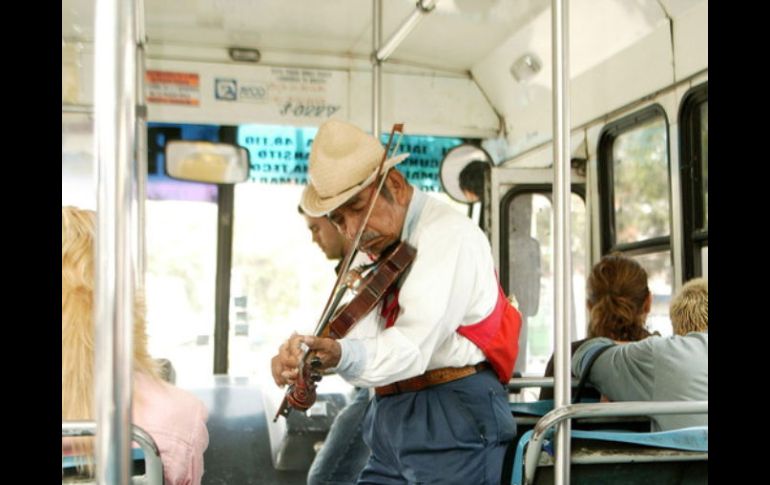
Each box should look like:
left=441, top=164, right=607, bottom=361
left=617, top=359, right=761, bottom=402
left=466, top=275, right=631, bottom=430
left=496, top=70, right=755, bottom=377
left=358, top=231, right=380, bottom=247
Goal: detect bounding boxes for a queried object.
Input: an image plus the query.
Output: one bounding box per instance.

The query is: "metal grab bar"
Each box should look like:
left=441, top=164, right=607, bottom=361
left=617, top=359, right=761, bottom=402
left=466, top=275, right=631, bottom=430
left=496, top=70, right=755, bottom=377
left=523, top=401, right=708, bottom=485
left=374, top=0, right=436, bottom=62
left=62, top=421, right=164, bottom=485
left=507, top=377, right=579, bottom=390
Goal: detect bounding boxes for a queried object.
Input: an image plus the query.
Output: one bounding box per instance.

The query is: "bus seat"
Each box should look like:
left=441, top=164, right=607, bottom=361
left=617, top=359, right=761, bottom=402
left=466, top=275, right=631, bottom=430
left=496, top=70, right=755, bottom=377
left=510, top=426, right=708, bottom=485
left=501, top=399, right=651, bottom=485
left=63, top=448, right=147, bottom=482
left=509, top=399, right=654, bottom=433
left=510, top=399, right=557, bottom=417
left=62, top=422, right=163, bottom=485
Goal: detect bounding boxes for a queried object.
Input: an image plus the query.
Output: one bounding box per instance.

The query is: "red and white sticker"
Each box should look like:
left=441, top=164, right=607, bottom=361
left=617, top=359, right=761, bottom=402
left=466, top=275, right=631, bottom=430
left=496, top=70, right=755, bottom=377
left=146, top=70, right=200, bottom=106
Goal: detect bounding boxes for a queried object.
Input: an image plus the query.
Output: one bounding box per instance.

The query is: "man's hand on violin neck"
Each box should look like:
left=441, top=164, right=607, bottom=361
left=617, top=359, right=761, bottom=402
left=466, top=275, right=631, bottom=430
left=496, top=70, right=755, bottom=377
left=270, top=334, right=341, bottom=387
left=270, top=333, right=304, bottom=387
left=302, top=335, right=342, bottom=370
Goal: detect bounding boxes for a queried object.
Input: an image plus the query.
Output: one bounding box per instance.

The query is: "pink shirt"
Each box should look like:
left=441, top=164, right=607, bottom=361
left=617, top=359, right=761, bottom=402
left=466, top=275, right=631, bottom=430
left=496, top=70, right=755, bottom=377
left=132, top=373, right=209, bottom=485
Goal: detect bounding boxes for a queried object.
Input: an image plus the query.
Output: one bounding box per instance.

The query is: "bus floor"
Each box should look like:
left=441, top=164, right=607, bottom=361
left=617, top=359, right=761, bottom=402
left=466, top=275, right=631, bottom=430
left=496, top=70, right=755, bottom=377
left=189, top=375, right=308, bottom=485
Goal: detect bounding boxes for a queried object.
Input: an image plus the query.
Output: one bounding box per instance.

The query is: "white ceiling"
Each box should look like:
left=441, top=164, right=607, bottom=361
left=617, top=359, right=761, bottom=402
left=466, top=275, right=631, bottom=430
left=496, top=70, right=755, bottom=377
left=62, top=0, right=552, bottom=72
left=62, top=0, right=706, bottom=151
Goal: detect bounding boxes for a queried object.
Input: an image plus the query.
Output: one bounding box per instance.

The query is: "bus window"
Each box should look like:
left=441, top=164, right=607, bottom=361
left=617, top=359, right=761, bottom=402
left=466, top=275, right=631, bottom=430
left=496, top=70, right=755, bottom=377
left=62, top=112, right=95, bottom=209
left=611, top=116, right=670, bottom=245
left=228, top=183, right=342, bottom=380
left=599, top=105, right=673, bottom=336
left=680, top=83, right=708, bottom=280
left=143, top=123, right=222, bottom=386
left=145, top=198, right=218, bottom=387
left=502, top=189, right=586, bottom=377
left=630, top=250, right=674, bottom=336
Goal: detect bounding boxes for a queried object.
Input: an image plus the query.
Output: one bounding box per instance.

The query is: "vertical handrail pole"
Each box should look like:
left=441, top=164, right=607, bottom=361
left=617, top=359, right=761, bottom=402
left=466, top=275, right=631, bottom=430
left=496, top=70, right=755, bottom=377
left=93, top=0, right=137, bottom=482
left=134, top=0, right=148, bottom=288
left=372, top=0, right=382, bottom=137
left=551, top=0, right=573, bottom=484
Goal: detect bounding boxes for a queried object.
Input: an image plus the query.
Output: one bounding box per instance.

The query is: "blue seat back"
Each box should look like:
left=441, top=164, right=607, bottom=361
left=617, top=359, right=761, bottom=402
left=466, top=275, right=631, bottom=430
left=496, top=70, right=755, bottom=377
left=510, top=426, right=708, bottom=485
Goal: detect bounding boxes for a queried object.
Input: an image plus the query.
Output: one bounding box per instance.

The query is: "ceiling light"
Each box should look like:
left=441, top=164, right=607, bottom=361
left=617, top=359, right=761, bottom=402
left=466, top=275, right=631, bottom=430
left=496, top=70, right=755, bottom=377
left=228, top=47, right=260, bottom=63
left=510, top=53, right=542, bottom=82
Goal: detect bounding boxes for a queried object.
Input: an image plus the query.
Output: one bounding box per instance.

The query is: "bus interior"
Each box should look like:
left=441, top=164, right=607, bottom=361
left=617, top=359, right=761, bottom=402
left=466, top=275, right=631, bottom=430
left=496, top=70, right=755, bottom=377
left=62, top=0, right=708, bottom=483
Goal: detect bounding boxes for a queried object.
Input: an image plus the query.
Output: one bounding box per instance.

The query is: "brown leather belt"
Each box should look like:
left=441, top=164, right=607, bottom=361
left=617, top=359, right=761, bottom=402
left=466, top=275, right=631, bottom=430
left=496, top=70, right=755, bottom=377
left=375, top=362, right=491, bottom=397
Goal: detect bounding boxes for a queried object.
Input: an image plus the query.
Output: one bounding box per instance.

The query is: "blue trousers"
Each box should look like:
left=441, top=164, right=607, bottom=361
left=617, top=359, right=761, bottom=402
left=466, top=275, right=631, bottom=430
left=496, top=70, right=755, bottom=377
left=357, top=368, right=516, bottom=485
left=308, top=387, right=372, bottom=485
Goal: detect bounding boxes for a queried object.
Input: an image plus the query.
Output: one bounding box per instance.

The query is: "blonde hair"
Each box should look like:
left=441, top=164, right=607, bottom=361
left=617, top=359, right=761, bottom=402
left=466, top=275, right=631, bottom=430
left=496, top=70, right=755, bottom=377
left=670, top=277, right=708, bottom=335
left=587, top=253, right=653, bottom=342
left=61, top=206, right=159, bottom=468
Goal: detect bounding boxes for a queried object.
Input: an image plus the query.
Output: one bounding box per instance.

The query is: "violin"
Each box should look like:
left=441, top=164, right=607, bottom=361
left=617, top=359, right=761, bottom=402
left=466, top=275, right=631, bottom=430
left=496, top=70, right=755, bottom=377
left=274, top=123, right=416, bottom=421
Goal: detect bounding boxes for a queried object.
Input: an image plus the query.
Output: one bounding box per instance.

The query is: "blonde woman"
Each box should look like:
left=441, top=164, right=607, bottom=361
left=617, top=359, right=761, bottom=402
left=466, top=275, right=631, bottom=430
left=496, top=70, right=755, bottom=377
left=62, top=206, right=209, bottom=484
left=670, top=277, right=708, bottom=335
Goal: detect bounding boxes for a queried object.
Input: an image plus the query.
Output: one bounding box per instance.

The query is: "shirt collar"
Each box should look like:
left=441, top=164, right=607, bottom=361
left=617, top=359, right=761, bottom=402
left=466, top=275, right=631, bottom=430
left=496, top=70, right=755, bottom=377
left=401, top=186, right=427, bottom=241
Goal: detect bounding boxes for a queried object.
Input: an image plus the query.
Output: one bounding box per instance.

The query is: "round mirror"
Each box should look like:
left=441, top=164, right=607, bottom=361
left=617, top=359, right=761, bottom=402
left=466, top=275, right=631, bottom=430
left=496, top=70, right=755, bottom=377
left=439, top=143, right=494, bottom=203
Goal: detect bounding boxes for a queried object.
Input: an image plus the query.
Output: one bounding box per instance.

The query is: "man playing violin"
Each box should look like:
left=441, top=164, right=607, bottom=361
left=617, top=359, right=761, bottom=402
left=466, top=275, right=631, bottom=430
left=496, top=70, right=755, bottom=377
left=271, top=119, right=520, bottom=484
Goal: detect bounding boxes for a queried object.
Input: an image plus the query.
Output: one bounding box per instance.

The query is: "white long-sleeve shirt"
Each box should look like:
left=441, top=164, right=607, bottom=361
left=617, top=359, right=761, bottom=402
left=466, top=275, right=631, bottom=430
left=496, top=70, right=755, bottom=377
left=333, top=188, right=498, bottom=387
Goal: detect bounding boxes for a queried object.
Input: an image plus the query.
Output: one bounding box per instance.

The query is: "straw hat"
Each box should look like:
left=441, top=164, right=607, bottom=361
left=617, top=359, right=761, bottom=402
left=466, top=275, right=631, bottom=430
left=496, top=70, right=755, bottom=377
left=300, top=120, right=409, bottom=217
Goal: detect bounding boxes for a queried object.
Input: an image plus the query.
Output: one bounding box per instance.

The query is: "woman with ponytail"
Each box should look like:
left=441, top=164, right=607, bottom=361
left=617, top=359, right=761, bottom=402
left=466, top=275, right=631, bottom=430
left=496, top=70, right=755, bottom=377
left=539, top=253, right=655, bottom=400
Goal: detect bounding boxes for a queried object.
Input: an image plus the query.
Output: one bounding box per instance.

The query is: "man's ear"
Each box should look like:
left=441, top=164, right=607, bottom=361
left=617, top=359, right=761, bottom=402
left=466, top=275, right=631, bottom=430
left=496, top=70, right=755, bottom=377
left=387, top=170, right=411, bottom=205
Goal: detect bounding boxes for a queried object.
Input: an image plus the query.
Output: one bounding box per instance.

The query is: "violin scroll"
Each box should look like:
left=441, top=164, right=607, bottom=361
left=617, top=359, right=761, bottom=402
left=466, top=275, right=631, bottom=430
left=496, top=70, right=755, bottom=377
left=273, top=360, right=322, bottom=421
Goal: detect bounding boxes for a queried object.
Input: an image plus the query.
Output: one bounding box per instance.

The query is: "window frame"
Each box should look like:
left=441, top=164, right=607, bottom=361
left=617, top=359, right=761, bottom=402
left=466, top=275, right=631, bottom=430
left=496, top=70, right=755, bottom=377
left=678, top=82, right=708, bottom=280
left=499, top=184, right=586, bottom=297
left=597, top=104, right=672, bottom=256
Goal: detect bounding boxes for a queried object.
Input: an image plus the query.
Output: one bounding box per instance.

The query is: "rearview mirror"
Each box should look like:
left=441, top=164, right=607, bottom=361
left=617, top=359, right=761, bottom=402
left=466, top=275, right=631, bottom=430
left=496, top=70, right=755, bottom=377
left=439, top=144, right=494, bottom=203
left=165, top=140, right=250, bottom=184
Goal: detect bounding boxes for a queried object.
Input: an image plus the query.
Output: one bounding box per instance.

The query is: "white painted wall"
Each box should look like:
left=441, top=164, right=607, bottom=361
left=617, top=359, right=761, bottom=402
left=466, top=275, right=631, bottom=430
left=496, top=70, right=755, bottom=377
left=144, top=59, right=351, bottom=127
left=672, top=0, right=708, bottom=80
left=471, top=0, right=706, bottom=162
left=62, top=42, right=94, bottom=106
left=63, top=55, right=499, bottom=137
left=348, top=72, right=499, bottom=137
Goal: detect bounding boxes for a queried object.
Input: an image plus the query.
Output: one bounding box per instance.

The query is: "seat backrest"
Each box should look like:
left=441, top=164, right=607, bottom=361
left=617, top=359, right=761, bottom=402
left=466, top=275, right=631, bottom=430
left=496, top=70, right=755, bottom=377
left=62, top=421, right=164, bottom=485
left=510, top=426, right=708, bottom=485
left=503, top=399, right=652, bottom=485
left=511, top=401, right=707, bottom=485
